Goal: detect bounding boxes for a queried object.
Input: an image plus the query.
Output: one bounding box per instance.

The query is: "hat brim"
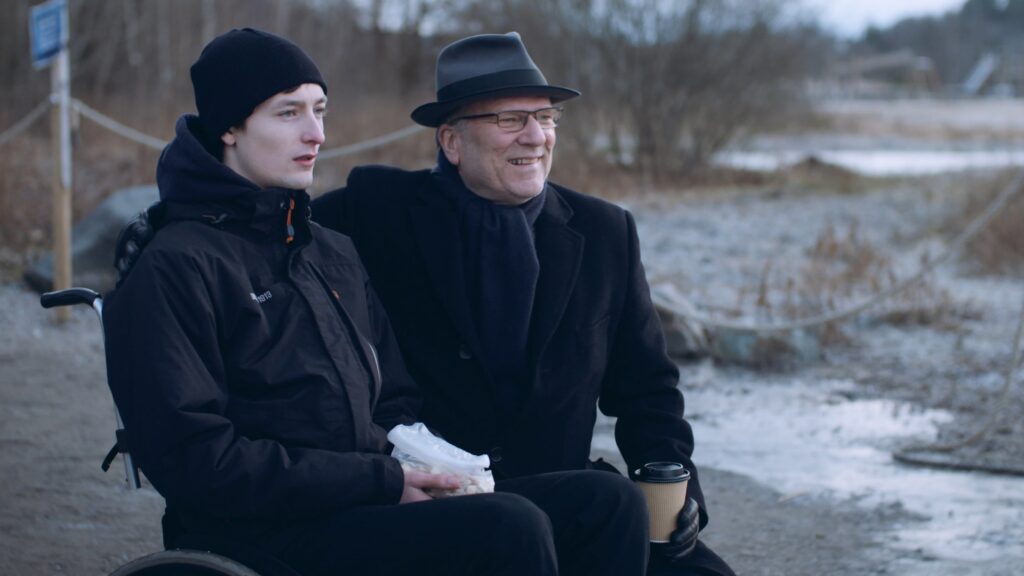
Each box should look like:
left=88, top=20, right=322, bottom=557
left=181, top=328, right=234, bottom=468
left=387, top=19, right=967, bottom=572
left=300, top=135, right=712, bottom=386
left=411, top=85, right=580, bottom=127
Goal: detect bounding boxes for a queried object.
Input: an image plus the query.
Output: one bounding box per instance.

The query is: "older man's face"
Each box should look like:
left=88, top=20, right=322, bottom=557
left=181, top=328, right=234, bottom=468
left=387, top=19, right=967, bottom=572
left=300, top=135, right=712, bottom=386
left=440, top=96, right=556, bottom=205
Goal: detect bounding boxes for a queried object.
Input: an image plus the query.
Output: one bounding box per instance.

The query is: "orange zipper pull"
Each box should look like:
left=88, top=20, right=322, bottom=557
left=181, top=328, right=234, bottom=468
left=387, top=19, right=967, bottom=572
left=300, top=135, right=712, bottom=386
left=285, top=198, right=296, bottom=244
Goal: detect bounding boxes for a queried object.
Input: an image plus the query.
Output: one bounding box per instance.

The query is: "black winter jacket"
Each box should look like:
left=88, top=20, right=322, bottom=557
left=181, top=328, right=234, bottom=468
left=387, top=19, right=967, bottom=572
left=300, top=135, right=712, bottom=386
left=103, top=116, right=414, bottom=531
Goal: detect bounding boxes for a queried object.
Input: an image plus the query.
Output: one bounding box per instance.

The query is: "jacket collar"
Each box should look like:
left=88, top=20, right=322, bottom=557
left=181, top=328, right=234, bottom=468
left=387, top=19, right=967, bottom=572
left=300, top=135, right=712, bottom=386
left=157, top=114, right=311, bottom=243
left=409, top=175, right=584, bottom=369
left=528, top=186, right=584, bottom=363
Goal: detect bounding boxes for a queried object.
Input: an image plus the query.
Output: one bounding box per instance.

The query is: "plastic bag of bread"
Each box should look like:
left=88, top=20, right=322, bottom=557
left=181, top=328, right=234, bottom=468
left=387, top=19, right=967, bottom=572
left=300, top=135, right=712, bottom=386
left=388, top=423, right=495, bottom=497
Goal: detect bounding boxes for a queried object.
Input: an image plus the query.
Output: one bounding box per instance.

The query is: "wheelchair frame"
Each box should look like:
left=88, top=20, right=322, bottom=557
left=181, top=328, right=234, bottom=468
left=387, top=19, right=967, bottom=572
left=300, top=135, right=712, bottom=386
left=41, top=288, right=298, bottom=576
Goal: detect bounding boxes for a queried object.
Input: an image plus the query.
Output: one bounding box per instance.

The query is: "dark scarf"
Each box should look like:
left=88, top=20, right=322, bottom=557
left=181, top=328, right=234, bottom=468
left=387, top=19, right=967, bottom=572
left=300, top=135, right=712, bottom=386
left=432, top=152, right=545, bottom=415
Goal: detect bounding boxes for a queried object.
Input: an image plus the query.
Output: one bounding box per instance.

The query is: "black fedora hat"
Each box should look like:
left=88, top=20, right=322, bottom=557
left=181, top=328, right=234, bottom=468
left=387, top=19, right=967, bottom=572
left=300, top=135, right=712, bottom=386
left=411, top=32, right=580, bottom=127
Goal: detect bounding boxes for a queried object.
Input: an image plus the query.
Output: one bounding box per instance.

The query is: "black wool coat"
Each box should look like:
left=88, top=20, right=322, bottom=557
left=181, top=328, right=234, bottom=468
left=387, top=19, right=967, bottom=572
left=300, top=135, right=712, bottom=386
left=312, top=165, right=708, bottom=517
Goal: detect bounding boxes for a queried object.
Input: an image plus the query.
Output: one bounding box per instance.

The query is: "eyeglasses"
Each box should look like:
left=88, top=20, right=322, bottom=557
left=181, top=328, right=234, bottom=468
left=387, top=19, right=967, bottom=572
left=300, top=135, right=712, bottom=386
left=449, top=107, right=563, bottom=132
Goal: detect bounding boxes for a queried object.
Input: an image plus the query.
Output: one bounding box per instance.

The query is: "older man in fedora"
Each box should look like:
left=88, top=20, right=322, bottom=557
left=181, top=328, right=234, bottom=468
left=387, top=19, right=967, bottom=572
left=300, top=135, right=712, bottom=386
left=312, top=32, right=735, bottom=576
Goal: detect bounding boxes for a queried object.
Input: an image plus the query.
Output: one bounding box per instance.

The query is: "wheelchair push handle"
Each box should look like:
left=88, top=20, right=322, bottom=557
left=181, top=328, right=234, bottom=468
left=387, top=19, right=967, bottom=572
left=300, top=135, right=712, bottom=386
left=40, top=288, right=102, bottom=309
left=38, top=287, right=140, bottom=489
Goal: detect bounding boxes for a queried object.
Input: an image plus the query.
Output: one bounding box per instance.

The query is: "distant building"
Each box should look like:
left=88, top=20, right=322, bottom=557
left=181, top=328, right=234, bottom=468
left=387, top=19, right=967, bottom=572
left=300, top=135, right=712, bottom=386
left=963, top=46, right=1024, bottom=97
left=823, top=50, right=940, bottom=98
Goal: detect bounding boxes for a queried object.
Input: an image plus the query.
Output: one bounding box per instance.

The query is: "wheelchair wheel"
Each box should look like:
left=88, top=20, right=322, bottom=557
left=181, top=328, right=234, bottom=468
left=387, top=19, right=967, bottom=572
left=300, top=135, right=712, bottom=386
left=108, top=549, right=261, bottom=576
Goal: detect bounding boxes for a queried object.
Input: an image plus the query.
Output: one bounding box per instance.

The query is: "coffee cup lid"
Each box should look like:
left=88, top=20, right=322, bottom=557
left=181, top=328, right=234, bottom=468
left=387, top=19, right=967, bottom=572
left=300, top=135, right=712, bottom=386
left=636, top=461, right=690, bottom=483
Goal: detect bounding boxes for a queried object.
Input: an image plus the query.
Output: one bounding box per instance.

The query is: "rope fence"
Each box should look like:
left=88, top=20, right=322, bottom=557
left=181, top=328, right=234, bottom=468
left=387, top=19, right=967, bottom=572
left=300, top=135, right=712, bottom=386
left=4, top=91, right=1021, bottom=344
left=0, top=97, right=52, bottom=148
left=893, top=290, right=1024, bottom=473
left=72, top=98, right=426, bottom=159
left=318, top=124, right=426, bottom=160
left=2, top=93, right=427, bottom=159
left=651, top=168, right=1024, bottom=333
left=73, top=99, right=167, bottom=151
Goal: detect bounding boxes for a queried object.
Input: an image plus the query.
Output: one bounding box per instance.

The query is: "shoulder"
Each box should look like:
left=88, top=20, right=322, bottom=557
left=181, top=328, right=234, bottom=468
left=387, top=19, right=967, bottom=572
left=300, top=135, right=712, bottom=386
left=144, top=221, right=223, bottom=260
left=313, top=165, right=432, bottom=220
left=347, top=165, right=432, bottom=197
left=127, top=220, right=252, bottom=285
left=309, top=225, right=361, bottom=264
left=549, top=182, right=631, bottom=229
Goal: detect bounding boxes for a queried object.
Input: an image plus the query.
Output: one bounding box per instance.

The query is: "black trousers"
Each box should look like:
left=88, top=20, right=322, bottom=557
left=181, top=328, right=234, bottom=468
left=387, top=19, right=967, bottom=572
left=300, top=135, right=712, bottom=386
left=216, top=491, right=560, bottom=576
left=497, top=470, right=651, bottom=576
left=500, top=470, right=736, bottom=576
left=175, top=470, right=648, bottom=575
left=172, top=469, right=727, bottom=576
left=647, top=541, right=737, bottom=576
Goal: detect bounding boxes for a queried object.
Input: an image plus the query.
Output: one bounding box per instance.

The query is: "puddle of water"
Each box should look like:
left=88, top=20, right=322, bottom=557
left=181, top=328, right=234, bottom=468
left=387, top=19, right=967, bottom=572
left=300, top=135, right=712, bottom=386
left=715, top=149, right=1024, bottom=176
left=677, top=370, right=1024, bottom=565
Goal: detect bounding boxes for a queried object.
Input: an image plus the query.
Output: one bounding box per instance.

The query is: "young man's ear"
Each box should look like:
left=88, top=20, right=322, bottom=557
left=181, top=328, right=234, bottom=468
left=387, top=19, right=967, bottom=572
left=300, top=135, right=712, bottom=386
left=221, top=128, right=237, bottom=147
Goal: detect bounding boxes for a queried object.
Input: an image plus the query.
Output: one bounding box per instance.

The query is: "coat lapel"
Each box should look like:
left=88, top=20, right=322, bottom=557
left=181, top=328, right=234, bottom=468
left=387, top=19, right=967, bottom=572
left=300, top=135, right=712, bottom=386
left=528, top=188, right=584, bottom=363
left=409, top=184, right=481, bottom=355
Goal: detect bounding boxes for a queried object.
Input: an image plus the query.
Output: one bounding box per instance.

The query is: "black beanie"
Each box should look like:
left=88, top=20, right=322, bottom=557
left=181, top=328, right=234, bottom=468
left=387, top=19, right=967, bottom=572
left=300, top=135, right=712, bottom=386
left=190, top=28, right=327, bottom=139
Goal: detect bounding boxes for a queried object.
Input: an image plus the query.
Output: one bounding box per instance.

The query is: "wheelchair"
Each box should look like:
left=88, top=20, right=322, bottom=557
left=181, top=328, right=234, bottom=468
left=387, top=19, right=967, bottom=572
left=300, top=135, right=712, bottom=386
left=41, top=288, right=301, bottom=576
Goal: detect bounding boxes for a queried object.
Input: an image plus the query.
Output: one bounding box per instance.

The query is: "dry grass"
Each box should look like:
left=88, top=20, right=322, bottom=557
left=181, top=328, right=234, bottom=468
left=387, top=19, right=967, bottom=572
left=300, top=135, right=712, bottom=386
left=950, top=170, right=1024, bottom=276
left=739, top=221, right=977, bottom=348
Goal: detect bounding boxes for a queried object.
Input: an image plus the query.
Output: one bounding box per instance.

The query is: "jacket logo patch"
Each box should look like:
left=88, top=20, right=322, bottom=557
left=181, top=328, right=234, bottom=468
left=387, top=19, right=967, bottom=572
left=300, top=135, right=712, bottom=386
left=250, top=290, right=273, bottom=304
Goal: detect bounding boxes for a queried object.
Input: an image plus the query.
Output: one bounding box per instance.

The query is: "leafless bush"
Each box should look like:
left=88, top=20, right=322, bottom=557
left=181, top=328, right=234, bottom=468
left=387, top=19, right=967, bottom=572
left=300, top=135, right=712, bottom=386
left=453, top=0, right=816, bottom=179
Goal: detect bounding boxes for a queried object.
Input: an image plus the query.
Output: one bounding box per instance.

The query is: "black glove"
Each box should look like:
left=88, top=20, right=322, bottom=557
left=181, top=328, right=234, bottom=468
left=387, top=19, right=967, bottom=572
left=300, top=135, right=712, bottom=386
left=659, top=497, right=701, bottom=563
left=114, top=201, right=164, bottom=287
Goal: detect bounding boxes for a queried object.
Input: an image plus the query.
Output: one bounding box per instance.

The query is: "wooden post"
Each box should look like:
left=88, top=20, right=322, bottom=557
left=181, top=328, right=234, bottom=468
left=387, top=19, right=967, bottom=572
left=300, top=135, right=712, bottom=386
left=50, top=25, right=72, bottom=323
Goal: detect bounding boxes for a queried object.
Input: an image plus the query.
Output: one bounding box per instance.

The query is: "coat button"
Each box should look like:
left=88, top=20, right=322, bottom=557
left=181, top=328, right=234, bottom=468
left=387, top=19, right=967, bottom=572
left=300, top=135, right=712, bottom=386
left=488, top=446, right=503, bottom=463
left=458, top=344, right=473, bottom=360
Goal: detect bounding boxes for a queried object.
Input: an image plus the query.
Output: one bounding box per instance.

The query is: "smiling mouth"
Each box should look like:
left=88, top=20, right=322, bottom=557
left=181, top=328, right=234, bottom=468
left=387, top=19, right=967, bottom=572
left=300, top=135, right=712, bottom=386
left=509, top=157, right=541, bottom=166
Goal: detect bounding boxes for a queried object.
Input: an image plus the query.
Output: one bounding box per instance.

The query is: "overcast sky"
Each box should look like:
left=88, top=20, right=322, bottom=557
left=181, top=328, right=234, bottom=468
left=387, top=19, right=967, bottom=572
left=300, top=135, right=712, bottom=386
left=806, top=0, right=967, bottom=37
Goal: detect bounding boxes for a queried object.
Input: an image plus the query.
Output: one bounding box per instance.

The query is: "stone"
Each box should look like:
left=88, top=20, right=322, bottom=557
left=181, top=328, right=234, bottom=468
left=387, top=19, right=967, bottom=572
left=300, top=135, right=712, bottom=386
left=709, top=327, right=822, bottom=369
left=650, top=282, right=710, bottom=359
left=650, top=280, right=822, bottom=367
left=25, top=185, right=158, bottom=294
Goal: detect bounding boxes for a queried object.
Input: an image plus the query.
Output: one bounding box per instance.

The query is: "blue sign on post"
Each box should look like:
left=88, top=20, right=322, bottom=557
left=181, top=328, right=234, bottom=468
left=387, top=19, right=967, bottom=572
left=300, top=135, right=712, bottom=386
left=30, top=0, right=67, bottom=69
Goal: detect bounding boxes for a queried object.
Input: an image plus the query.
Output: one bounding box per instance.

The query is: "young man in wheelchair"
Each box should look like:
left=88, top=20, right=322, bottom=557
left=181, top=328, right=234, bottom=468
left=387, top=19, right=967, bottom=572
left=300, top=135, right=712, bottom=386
left=106, top=28, right=649, bottom=576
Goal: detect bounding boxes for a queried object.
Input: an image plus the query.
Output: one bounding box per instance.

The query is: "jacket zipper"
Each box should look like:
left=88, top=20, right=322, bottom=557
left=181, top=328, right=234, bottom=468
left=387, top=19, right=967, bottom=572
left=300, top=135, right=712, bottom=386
left=308, top=264, right=383, bottom=406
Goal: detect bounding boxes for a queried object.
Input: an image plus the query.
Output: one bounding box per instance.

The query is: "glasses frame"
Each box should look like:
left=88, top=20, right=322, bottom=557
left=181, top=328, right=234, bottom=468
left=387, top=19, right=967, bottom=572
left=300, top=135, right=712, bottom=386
left=448, top=106, right=564, bottom=132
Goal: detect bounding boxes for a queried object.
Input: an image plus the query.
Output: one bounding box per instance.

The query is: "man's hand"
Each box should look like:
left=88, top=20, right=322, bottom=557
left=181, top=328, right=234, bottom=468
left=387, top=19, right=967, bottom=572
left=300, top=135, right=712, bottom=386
left=399, top=465, right=461, bottom=504
left=660, top=497, right=701, bottom=563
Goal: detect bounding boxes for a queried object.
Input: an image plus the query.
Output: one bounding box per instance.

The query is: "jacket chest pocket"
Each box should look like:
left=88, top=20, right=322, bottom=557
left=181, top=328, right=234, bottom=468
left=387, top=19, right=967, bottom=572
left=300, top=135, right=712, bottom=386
left=226, top=278, right=330, bottom=389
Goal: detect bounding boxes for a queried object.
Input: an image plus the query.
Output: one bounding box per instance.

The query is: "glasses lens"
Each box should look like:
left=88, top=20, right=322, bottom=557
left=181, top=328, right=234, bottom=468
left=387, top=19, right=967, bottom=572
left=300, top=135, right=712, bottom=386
left=495, top=111, right=527, bottom=131
left=534, top=108, right=561, bottom=127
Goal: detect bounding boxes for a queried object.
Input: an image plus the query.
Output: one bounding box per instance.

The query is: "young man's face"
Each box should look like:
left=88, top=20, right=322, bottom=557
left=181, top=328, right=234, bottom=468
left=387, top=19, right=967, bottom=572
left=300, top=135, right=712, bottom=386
left=439, top=96, right=556, bottom=205
left=221, top=83, right=327, bottom=190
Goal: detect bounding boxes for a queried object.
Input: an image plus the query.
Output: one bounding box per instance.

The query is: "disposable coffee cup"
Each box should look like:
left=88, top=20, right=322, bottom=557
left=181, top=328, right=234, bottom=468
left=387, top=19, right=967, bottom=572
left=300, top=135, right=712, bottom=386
left=635, top=462, right=690, bottom=543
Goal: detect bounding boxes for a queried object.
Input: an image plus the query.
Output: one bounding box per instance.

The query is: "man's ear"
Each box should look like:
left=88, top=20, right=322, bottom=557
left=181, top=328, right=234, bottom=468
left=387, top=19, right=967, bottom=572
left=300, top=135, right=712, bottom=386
left=221, top=128, right=237, bottom=147
left=437, top=125, right=460, bottom=166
